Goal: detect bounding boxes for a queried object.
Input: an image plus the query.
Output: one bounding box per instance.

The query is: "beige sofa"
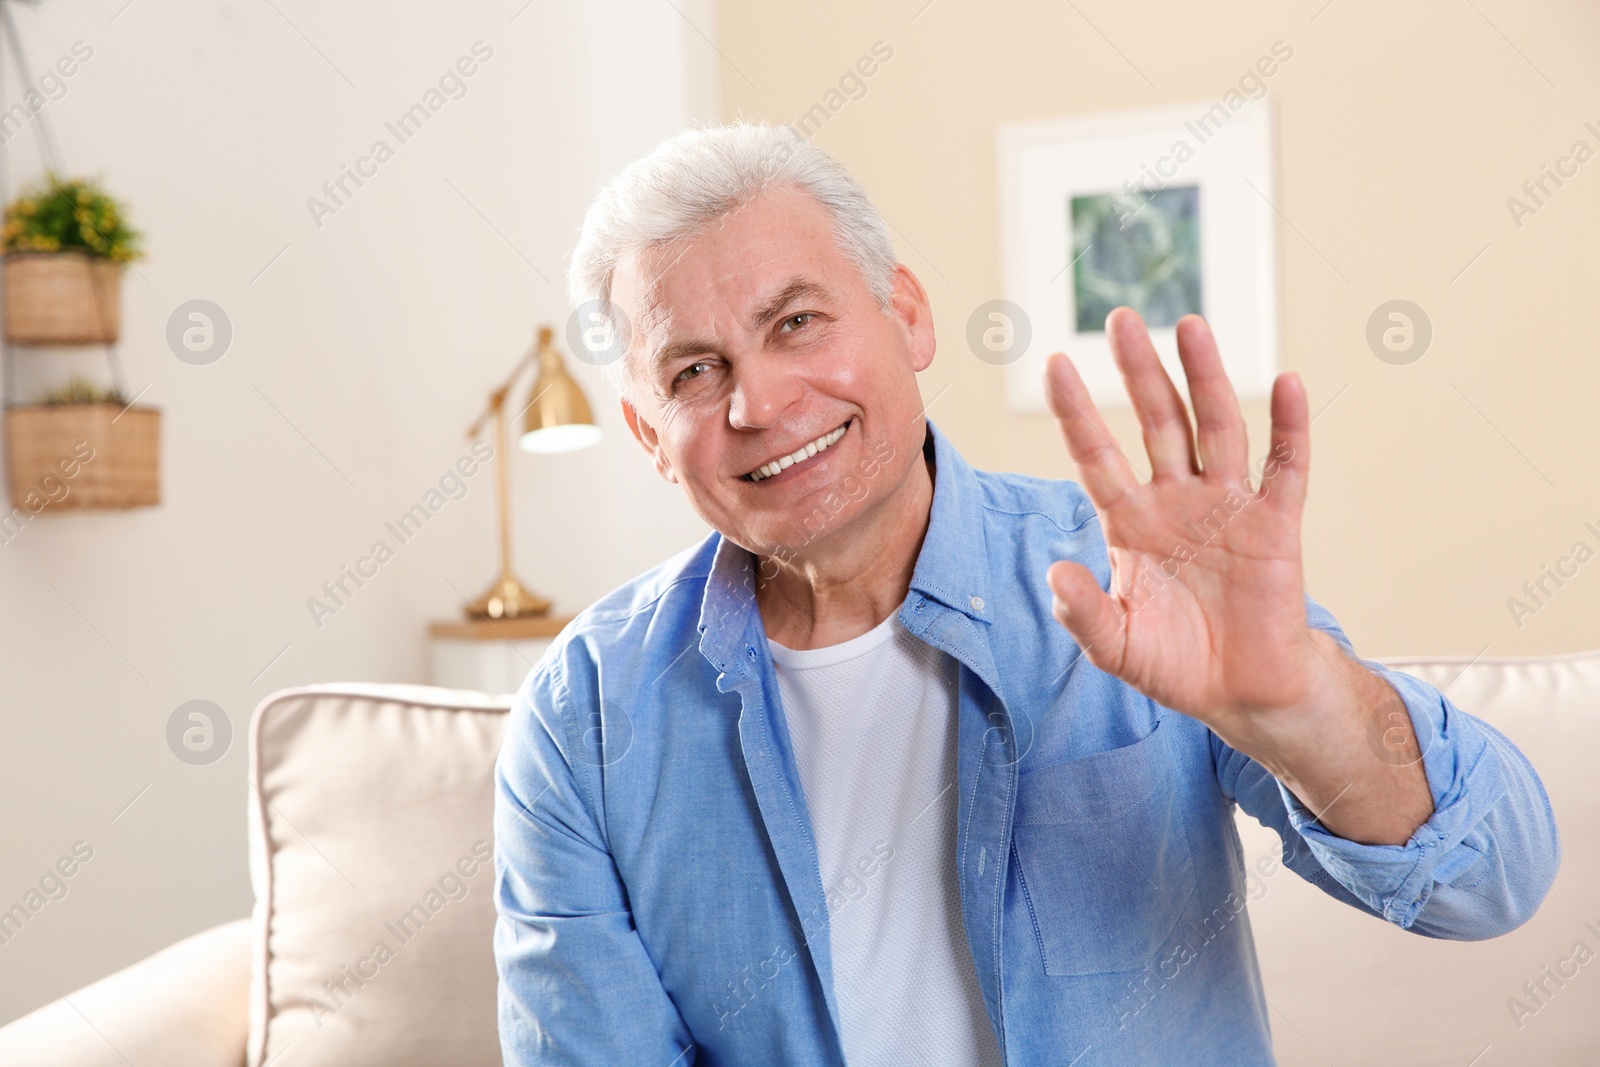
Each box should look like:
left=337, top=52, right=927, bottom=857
left=2, top=653, right=1595, bottom=1066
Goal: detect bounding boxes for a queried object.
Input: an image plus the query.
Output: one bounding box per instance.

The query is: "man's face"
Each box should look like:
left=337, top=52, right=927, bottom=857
left=614, top=185, right=936, bottom=560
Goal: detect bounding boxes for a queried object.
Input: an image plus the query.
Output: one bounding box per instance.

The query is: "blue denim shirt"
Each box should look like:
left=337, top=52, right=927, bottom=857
left=493, top=420, right=1559, bottom=1066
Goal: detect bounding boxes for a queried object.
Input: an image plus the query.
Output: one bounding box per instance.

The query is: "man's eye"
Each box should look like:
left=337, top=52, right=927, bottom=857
left=778, top=312, right=814, bottom=333
left=674, top=361, right=711, bottom=386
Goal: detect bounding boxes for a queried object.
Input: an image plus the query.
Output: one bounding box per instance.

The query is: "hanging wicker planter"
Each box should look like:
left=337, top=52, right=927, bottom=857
left=2, top=250, right=122, bottom=344
left=4, top=401, right=160, bottom=509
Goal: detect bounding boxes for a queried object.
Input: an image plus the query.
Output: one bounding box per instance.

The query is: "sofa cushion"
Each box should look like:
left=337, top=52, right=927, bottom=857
left=1239, top=650, right=1600, bottom=1066
left=247, top=684, right=510, bottom=1067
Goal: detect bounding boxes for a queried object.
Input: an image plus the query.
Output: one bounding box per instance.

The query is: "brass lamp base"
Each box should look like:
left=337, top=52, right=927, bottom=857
left=463, top=326, right=600, bottom=625
left=466, top=571, right=551, bottom=620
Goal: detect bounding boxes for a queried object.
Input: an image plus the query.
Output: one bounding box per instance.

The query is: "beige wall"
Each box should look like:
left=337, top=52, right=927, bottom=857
left=719, top=0, right=1600, bottom=657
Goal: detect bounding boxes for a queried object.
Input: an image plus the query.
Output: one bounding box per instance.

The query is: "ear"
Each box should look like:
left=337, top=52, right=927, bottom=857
left=621, top=398, right=678, bottom=483
left=888, top=263, right=936, bottom=373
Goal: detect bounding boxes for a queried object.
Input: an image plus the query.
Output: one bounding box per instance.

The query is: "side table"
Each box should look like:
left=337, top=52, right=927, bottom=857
left=427, top=615, right=574, bottom=693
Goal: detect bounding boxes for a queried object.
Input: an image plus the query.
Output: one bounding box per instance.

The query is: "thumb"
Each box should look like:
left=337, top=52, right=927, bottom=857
left=1047, top=560, right=1125, bottom=669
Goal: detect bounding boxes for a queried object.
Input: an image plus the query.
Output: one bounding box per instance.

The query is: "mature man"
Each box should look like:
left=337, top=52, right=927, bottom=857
left=492, top=123, right=1559, bottom=1066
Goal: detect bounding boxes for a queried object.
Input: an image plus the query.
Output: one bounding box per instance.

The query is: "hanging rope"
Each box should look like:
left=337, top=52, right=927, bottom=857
left=0, top=3, right=62, bottom=175
left=0, top=0, right=127, bottom=408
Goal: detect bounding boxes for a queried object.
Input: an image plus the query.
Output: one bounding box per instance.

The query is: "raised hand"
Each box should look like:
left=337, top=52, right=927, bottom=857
left=1043, top=308, right=1431, bottom=843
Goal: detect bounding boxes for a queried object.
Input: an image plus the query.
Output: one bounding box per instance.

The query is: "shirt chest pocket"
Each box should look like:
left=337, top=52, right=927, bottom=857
left=1011, top=717, right=1197, bottom=977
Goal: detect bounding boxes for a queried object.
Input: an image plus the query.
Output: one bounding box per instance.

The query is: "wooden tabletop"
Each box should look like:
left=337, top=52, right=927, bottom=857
left=428, top=615, right=575, bottom=641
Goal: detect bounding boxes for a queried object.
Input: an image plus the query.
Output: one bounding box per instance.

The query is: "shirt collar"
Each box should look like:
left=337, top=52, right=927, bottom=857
left=697, top=532, right=760, bottom=681
left=696, top=418, right=992, bottom=677
left=906, top=418, right=991, bottom=624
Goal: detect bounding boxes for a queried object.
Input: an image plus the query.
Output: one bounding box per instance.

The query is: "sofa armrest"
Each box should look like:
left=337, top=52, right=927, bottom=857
left=0, top=918, right=251, bottom=1067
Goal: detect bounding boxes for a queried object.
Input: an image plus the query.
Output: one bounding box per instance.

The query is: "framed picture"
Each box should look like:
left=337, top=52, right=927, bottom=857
left=996, top=99, right=1279, bottom=412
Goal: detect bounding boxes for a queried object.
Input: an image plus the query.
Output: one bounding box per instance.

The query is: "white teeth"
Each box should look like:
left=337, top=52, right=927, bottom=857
left=747, top=423, right=847, bottom=482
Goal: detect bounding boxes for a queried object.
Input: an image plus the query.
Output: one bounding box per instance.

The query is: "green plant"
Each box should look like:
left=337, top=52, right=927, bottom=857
left=36, top=374, right=127, bottom=407
left=2, top=173, right=143, bottom=262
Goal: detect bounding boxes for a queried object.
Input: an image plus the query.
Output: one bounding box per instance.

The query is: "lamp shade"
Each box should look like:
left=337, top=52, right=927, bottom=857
left=519, top=328, right=603, bottom=454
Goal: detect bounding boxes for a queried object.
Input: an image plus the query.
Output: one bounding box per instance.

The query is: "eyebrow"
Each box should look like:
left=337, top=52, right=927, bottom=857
left=750, top=278, right=833, bottom=328
left=645, top=276, right=835, bottom=380
left=649, top=336, right=717, bottom=380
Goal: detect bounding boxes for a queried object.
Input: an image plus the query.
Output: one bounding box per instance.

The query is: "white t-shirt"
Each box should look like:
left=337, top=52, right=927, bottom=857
left=769, top=613, right=1004, bottom=1067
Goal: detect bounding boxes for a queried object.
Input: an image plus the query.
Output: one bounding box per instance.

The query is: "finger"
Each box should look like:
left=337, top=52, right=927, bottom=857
left=1108, top=307, right=1198, bottom=481
left=1046, top=349, right=1139, bottom=509
left=1261, top=372, right=1309, bottom=515
left=1174, top=315, right=1248, bottom=483
left=1048, top=560, right=1126, bottom=671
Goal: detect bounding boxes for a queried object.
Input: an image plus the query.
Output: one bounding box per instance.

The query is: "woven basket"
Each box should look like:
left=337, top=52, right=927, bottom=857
left=2, top=251, right=123, bottom=344
left=4, top=403, right=160, bottom=509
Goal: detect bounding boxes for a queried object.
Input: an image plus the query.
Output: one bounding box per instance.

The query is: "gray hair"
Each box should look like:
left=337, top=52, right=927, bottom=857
left=567, top=122, right=898, bottom=395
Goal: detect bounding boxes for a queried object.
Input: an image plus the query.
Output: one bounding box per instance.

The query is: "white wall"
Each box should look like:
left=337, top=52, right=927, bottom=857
left=0, top=0, right=713, bottom=1023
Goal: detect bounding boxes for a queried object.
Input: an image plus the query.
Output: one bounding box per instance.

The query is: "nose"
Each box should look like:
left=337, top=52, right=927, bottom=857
left=727, top=352, right=803, bottom=431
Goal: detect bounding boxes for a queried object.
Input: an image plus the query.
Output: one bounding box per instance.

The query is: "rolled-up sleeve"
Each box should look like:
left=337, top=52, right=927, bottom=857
left=493, top=654, right=696, bottom=1065
left=1216, top=594, right=1561, bottom=941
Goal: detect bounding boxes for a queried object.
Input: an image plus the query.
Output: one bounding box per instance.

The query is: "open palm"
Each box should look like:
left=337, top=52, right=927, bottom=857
left=1045, top=308, right=1328, bottom=740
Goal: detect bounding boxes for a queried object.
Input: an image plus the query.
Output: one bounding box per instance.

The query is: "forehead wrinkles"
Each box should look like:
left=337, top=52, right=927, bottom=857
left=636, top=241, right=795, bottom=339
left=619, top=204, right=818, bottom=393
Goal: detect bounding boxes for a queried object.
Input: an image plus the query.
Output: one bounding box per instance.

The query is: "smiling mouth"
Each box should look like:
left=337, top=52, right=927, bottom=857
left=741, top=421, right=850, bottom=482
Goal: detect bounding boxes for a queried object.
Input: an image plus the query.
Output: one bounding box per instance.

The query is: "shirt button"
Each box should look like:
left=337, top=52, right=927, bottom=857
left=970, top=596, right=985, bottom=612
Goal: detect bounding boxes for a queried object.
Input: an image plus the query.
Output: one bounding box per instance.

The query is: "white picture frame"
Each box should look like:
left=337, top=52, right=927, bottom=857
left=996, top=98, right=1280, bottom=412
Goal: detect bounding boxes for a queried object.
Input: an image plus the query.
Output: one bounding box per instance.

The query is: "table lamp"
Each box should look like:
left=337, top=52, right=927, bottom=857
left=463, top=325, right=602, bottom=619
